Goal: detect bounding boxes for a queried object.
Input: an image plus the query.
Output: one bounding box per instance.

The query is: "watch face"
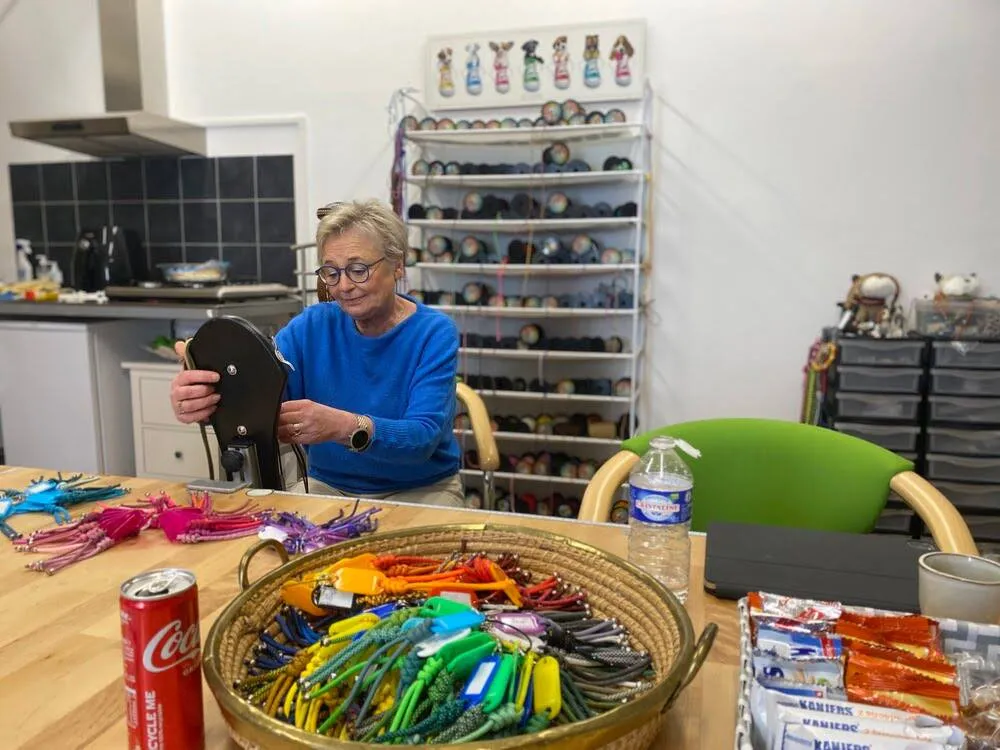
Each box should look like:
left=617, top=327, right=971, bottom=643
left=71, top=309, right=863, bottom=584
left=351, top=429, right=370, bottom=451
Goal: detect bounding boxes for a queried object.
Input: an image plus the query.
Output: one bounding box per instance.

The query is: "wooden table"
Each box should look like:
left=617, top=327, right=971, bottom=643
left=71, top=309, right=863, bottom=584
left=0, top=466, right=739, bottom=749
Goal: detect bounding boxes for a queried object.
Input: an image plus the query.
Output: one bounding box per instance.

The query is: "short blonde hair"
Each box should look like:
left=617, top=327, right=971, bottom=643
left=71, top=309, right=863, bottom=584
left=315, top=199, right=407, bottom=264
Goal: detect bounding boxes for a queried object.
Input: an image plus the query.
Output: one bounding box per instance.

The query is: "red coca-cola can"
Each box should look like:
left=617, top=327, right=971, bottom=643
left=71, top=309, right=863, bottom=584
left=120, top=568, right=205, bottom=750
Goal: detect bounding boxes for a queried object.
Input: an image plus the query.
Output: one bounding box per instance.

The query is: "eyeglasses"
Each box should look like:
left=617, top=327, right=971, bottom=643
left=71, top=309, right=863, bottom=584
left=315, top=257, right=386, bottom=286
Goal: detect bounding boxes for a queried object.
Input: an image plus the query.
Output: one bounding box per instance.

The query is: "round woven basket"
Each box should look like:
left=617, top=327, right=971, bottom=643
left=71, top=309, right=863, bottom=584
left=203, top=523, right=715, bottom=749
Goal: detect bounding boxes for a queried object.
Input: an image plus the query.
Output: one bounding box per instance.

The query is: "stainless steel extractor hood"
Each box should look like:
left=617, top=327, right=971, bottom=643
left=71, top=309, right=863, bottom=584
left=8, top=0, right=206, bottom=158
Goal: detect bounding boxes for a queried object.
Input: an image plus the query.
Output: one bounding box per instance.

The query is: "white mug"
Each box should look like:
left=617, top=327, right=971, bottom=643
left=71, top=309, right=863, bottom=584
left=918, top=552, right=1000, bottom=624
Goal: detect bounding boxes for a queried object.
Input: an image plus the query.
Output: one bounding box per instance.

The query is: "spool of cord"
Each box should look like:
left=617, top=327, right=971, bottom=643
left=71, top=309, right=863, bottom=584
left=512, top=377, right=527, bottom=391
left=504, top=295, right=521, bottom=307
left=444, top=161, right=462, bottom=175
left=571, top=235, right=601, bottom=264
left=533, top=452, right=552, bottom=475
left=614, top=377, right=632, bottom=397
left=438, top=291, right=456, bottom=305
left=464, top=449, right=480, bottom=470
left=487, top=293, right=504, bottom=307
left=405, top=247, right=420, bottom=266
left=601, top=247, right=623, bottom=264
left=586, top=111, right=605, bottom=124
left=400, top=115, right=419, bottom=131
left=533, top=116, right=547, bottom=127
left=461, top=282, right=488, bottom=306
left=517, top=117, right=534, bottom=128
left=614, top=201, right=638, bottom=217
left=425, top=206, right=444, bottom=220
left=543, top=142, right=571, bottom=166
left=515, top=454, right=535, bottom=474
left=464, top=490, right=482, bottom=509
left=418, top=117, right=437, bottom=130
left=542, top=295, right=561, bottom=308
left=540, top=236, right=564, bottom=262
left=500, top=117, right=518, bottom=129
left=602, top=156, right=622, bottom=171
left=577, top=460, right=597, bottom=480
left=522, top=295, right=542, bottom=307
left=519, top=323, right=543, bottom=348
left=605, top=336, right=625, bottom=353
left=426, top=236, right=453, bottom=257
left=545, top=193, right=571, bottom=219
left=407, top=205, right=426, bottom=220
left=604, top=109, right=627, bottom=123
left=540, top=100, right=563, bottom=124
left=562, top=99, right=584, bottom=118
left=471, top=120, right=487, bottom=129
left=564, top=159, right=591, bottom=173
left=428, top=161, right=446, bottom=176
left=411, top=160, right=430, bottom=176
left=593, top=202, right=613, bottom=218
left=437, top=250, right=454, bottom=263
left=510, top=193, right=541, bottom=219
left=456, top=120, right=472, bottom=130
left=437, top=118, right=456, bottom=130
left=458, top=236, right=485, bottom=262
left=536, top=498, right=552, bottom=516
left=520, top=416, right=537, bottom=433
left=485, top=119, right=502, bottom=129
left=536, top=415, right=554, bottom=434
left=558, top=458, right=578, bottom=479
left=462, top=191, right=484, bottom=218
left=556, top=379, right=575, bottom=394
left=567, top=113, right=586, bottom=126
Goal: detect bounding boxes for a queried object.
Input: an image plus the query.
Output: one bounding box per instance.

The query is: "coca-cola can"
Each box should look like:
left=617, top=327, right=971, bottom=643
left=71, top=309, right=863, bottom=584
left=120, top=568, right=205, bottom=750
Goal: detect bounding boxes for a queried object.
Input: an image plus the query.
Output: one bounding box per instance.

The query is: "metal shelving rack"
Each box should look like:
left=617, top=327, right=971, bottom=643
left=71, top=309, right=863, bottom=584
left=400, top=87, right=653, bottom=511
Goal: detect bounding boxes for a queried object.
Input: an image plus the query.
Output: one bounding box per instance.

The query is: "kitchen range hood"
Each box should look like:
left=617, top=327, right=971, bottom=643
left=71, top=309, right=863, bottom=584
left=8, top=0, right=205, bottom=158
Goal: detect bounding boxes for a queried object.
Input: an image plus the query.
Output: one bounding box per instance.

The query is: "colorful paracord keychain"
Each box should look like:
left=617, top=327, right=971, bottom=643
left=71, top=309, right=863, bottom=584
left=235, top=551, right=654, bottom=743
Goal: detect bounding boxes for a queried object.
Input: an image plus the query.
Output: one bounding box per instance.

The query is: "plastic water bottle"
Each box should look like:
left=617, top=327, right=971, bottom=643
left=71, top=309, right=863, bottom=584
left=627, top=436, right=700, bottom=603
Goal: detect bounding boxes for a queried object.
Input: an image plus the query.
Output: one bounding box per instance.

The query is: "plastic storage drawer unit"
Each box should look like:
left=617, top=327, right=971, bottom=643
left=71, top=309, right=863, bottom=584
left=933, top=341, right=1000, bottom=370
left=926, top=453, right=1000, bottom=485
left=926, top=427, right=1000, bottom=456
left=839, top=339, right=926, bottom=367
left=836, top=366, right=922, bottom=394
left=930, top=369, right=1000, bottom=398
left=931, top=481, right=1000, bottom=511
left=834, top=392, right=921, bottom=422
left=834, top=422, right=920, bottom=452
left=928, top=395, right=1000, bottom=425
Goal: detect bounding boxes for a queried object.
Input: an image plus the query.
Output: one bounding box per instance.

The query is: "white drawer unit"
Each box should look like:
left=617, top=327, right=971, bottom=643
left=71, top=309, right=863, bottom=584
left=834, top=422, right=920, bottom=453
left=124, top=361, right=218, bottom=481
left=926, top=427, right=1000, bottom=457
left=834, top=392, right=921, bottom=422
left=928, top=395, right=1000, bottom=425
left=835, top=366, right=923, bottom=394
left=930, top=368, right=1000, bottom=398
left=141, top=426, right=219, bottom=480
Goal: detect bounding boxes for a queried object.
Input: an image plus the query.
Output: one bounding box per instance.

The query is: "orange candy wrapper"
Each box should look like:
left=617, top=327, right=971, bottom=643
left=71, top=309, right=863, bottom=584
left=835, top=619, right=947, bottom=662
left=847, top=643, right=957, bottom=686
left=845, top=658, right=960, bottom=722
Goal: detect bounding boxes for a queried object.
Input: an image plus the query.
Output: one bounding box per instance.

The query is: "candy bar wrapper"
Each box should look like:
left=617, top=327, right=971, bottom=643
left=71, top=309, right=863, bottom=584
left=755, top=624, right=844, bottom=660
left=775, top=723, right=949, bottom=750
left=836, top=619, right=946, bottom=663
left=749, top=591, right=842, bottom=635
left=764, top=705, right=965, bottom=749
left=845, top=659, right=960, bottom=722
left=752, top=681, right=951, bottom=727
left=754, top=653, right=844, bottom=693
left=847, top=643, right=957, bottom=685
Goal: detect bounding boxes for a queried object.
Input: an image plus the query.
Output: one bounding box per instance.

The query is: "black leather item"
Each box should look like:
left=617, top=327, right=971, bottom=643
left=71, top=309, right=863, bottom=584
left=185, top=316, right=296, bottom=491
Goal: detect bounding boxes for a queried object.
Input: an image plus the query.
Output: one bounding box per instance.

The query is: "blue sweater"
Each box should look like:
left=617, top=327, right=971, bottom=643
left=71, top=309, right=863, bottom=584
left=275, top=298, right=461, bottom=494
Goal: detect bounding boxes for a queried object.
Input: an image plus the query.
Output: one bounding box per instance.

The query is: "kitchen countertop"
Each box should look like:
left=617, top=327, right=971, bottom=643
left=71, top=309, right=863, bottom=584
left=0, top=297, right=303, bottom=321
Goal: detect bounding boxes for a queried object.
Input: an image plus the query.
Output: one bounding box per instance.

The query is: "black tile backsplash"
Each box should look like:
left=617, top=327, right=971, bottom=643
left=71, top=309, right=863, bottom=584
left=219, top=157, right=254, bottom=200
left=9, top=155, right=296, bottom=286
left=257, top=156, right=294, bottom=199
left=181, top=159, right=216, bottom=199
left=75, top=162, right=108, bottom=201
left=41, top=163, right=74, bottom=201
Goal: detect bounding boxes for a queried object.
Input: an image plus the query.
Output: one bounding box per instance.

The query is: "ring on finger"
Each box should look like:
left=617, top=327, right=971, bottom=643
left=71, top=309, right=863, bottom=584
left=178, top=400, right=186, bottom=414
left=293, top=423, right=302, bottom=436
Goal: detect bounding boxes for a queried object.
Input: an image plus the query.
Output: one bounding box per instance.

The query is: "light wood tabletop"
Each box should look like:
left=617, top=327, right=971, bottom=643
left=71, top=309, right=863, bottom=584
left=0, top=466, right=739, bottom=749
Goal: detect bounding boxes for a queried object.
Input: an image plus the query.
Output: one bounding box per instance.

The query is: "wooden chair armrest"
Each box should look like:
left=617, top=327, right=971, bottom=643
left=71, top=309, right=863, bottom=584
left=890, top=471, right=979, bottom=555
left=579, top=451, right=639, bottom=522
left=455, top=383, right=499, bottom=472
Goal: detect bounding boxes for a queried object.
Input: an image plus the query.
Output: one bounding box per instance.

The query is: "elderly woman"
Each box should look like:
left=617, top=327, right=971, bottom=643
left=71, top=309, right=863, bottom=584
left=168, top=199, right=463, bottom=506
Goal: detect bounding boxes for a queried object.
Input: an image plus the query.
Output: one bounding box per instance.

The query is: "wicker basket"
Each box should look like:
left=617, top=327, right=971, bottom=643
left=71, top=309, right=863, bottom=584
left=203, top=523, right=716, bottom=749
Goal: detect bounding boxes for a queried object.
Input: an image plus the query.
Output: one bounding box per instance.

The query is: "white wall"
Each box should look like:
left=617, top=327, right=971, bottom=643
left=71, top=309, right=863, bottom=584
left=3, top=0, right=999, bottom=427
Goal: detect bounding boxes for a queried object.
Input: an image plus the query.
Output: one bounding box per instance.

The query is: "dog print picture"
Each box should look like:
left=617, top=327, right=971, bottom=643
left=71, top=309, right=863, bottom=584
left=583, top=34, right=601, bottom=88
left=489, top=41, right=513, bottom=94
left=522, top=39, right=543, bottom=92
left=610, top=34, right=634, bottom=87
left=437, top=47, right=454, bottom=98
left=552, top=35, right=570, bottom=90
left=465, top=43, right=483, bottom=95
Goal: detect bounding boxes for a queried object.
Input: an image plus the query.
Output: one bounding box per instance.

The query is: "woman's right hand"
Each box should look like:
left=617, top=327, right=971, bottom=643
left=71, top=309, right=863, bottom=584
left=169, top=340, right=221, bottom=424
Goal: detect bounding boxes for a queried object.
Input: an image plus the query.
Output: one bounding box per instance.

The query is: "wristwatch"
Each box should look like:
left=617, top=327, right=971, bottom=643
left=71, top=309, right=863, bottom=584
left=349, top=414, right=373, bottom=453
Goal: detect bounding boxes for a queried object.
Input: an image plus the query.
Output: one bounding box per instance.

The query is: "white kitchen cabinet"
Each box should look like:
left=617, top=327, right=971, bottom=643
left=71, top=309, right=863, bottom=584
left=123, top=361, right=300, bottom=486
left=0, top=320, right=164, bottom=474
left=123, top=361, right=219, bottom=481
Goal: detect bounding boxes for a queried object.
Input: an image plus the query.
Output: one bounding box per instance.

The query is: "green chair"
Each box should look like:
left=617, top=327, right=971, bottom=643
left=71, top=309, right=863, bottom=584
left=579, top=418, right=978, bottom=555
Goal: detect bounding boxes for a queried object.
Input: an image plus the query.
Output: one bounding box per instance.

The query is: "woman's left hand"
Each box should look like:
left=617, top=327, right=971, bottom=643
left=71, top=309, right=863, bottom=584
left=278, top=400, right=343, bottom=445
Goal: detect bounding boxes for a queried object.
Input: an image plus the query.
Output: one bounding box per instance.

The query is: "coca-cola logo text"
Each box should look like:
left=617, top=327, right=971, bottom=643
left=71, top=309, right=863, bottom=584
left=142, top=619, right=200, bottom=673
